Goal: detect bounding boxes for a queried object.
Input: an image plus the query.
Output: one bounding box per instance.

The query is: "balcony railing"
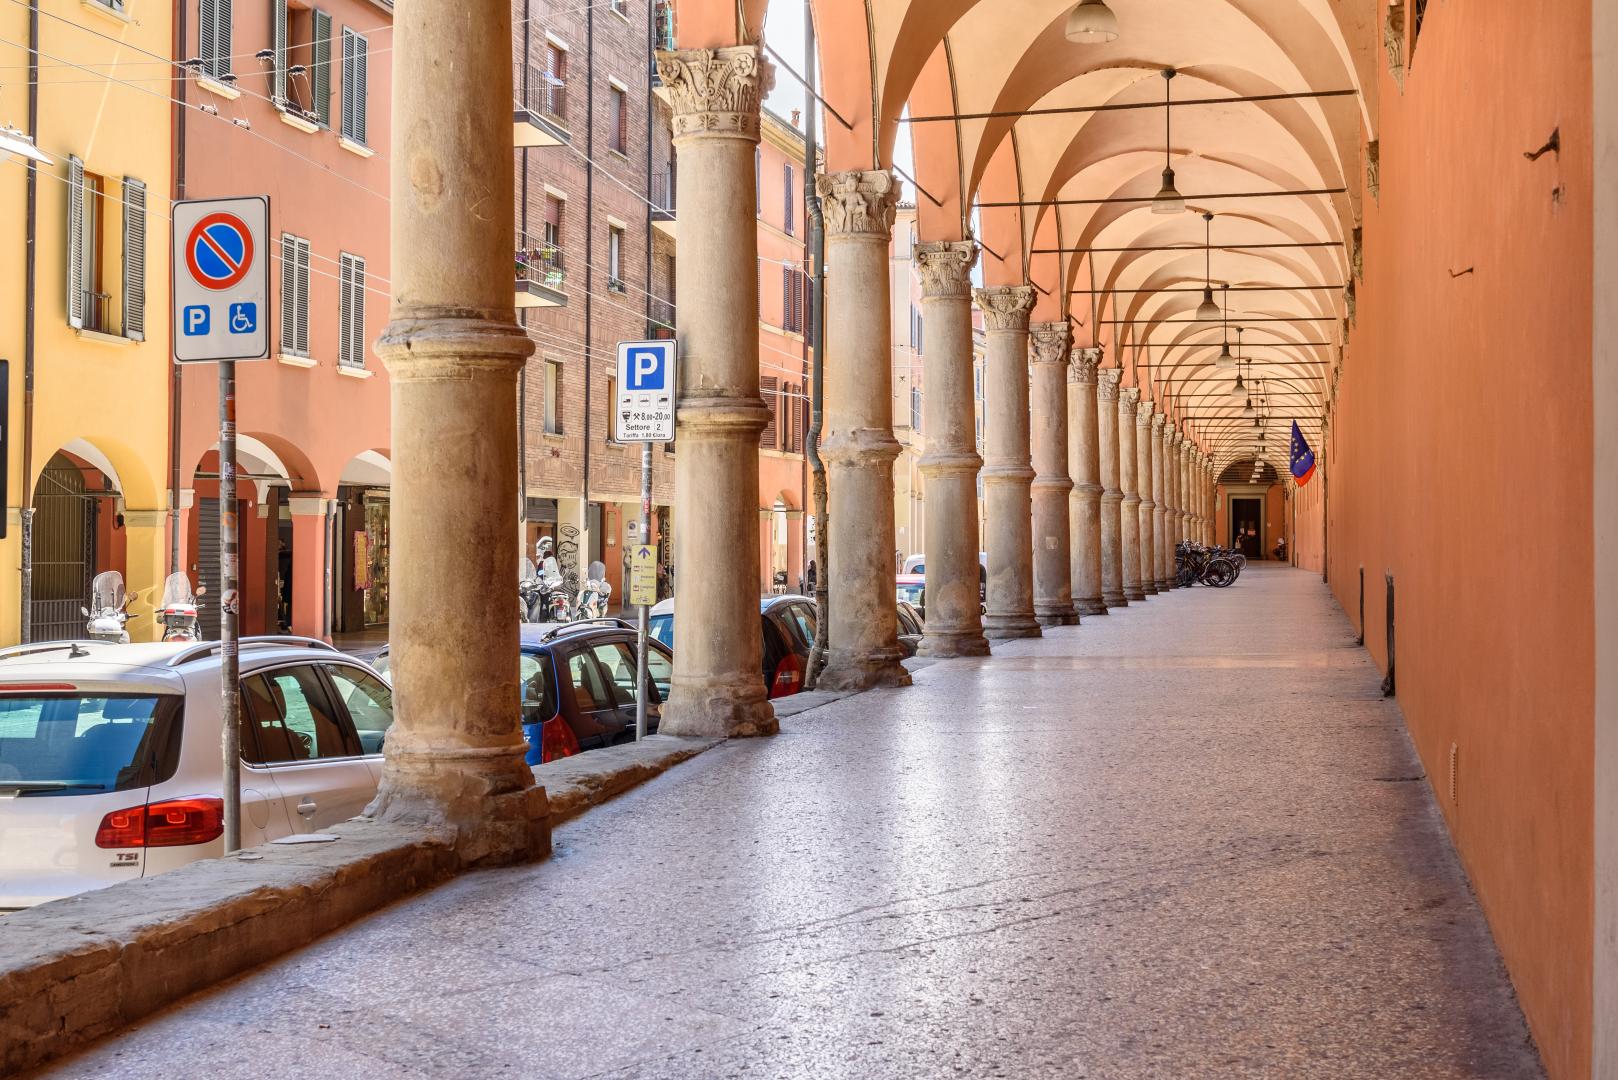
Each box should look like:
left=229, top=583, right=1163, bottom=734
left=516, top=233, right=567, bottom=308
left=648, top=296, right=675, bottom=339
left=514, top=64, right=569, bottom=147
left=652, top=170, right=676, bottom=215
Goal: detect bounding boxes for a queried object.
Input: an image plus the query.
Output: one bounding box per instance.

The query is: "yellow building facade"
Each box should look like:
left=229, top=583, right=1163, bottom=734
left=0, top=0, right=174, bottom=644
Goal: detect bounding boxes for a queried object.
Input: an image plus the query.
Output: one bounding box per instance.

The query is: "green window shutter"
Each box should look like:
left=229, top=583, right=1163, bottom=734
left=198, top=0, right=216, bottom=77
left=279, top=233, right=296, bottom=354
left=311, top=10, right=331, bottom=126
left=295, top=238, right=310, bottom=355
left=66, top=156, right=85, bottom=330
left=122, top=178, right=146, bottom=341
left=218, top=0, right=232, bottom=78
left=352, top=33, right=367, bottom=144
left=340, top=29, right=357, bottom=140
left=270, top=0, right=288, bottom=104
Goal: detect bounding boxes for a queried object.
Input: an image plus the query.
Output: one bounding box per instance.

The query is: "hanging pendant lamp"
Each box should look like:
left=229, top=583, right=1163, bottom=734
left=1241, top=396, right=1256, bottom=418
left=1152, top=69, right=1185, bottom=215
left=1195, top=212, right=1222, bottom=321
left=1064, top=0, right=1120, bottom=43
left=1215, top=287, right=1235, bottom=368
left=1230, top=362, right=1246, bottom=398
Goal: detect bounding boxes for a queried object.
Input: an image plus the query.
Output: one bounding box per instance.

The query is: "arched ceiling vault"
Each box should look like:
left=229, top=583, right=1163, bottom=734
left=675, top=0, right=1371, bottom=462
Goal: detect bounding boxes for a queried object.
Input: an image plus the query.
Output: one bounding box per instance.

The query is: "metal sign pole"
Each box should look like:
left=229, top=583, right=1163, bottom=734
left=635, top=439, right=652, bottom=740
left=219, top=357, right=241, bottom=852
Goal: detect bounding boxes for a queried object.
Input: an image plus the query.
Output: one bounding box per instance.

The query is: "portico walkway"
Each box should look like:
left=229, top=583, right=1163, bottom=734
left=41, top=566, right=1542, bottom=1078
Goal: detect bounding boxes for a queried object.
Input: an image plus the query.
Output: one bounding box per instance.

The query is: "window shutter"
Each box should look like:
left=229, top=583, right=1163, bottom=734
left=759, top=376, right=778, bottom=449
left=295, top=238, right=310, bottom=354
left=219, top=0, right=233, bottom=77
left=353, top=33, right=367, bottom=144
left=781, top=266, right=792, bottom=333
left=338, top=253, right=354, bottom=365
left=349, top=255, right=366, bottom=365
left=66, top=155, right=85, bottom=330
left=783, top=165, right=794, bottom=234
left=270, top=0, right=288, bottom=103
left=199, top=0, right=216, bottom=77
left=340, top=30, right=356, bottom=139
left=280, top=234, right=296, bottom=353
left=311, top=11, right=332, bottom=125
left=122, top=178, right=146, bottom=341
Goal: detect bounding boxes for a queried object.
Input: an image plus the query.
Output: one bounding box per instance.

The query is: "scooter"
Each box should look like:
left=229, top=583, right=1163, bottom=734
left=82, top=570, right=134, bottom=643
left=535, top=539, right=573, bottom=622
left=519, top=555, right=542, bottom=622
left=575, top=560, right=612, bottom=620
left=156, top=572, right=206, bottom=642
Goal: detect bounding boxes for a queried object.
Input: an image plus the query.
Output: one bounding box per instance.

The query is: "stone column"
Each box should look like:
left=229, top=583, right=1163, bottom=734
left=1118, top=386, right=1145, bottom=601
left=654, top=46, right=778, bottom=734
left=288, top=495, right=328, bottom=639
left=1151, top=412, right=1168, bottom=590
left=816, top=170, right=910, bottom=690
left=1030, top=321, right=1077, bottom=626
left=1068, top=348, right=1106, bottom=616
left=1206, top=460, right=1217, bottom=544
left=370, top=0, right=546, bottom=864
left=915, top=241, right=989, bottom=657
left=1097, top=369, right=1127, bottom=608
left=1135, top=399, right=1157, bottom=596
left=976, top=285, right=1041, bottom=639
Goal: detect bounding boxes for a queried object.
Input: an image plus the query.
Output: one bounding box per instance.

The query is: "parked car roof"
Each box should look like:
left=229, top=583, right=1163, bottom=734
left=0, top=637, right=347, bottom=695
left=649, top=595, right=810, bottom=619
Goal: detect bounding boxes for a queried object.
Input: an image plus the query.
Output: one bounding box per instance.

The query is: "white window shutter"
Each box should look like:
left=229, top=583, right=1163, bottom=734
left=295, top=239, right=310, bottom=355
left=122, top=178, right=146, bottom=341
left=279, top=234, right=296, bottom=353
left=198, top=0, right=216, bottom=77
left=351, top=255, right=365, bottom=365
left=66, top=155, right=85, bottom=330
left=353, top=34, right=367, bottom=144
left=218, top=0, right=233, bottom=78
left=338, top=253, right=353, bottom=365
left=270, top=0, right=288, bottom=104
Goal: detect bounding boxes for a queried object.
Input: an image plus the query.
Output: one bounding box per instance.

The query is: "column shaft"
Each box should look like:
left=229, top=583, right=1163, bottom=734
left=655, top=46, right=777, bottom=735
left=1151, top=414, right=1168, bottom=589
left=1119, top=387, right=1145, bottom=601
left=1030, top=322, right=1077, bottom=626
left=817, top=170, right=910, bottom=690
left=370, top=0, right=546, bottom=864
left=1097, top=370, right=1126, bottom=607
left=1135, top=399, right=1157, bottom=596
left=977, top=286, right=1041, bottom=639
left=915, top=242, right=989, bottom=657
left=1068, top=349, right=1106, bottom=616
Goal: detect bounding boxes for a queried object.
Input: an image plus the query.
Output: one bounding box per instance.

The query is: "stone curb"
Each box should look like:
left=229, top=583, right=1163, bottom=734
left=0, top=736, right=723, bottom=1075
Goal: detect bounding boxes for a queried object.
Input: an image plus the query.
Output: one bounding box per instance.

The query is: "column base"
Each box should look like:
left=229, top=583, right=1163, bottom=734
left=1142, top=582, right=1159, bottom=596
left=1076, top=598, right=1108, bottom=617
left=1103, top=590, right=1128, bottom=608
left=662, top=679, right=779, bottom=738
left=918, top=629, right=992, bottom=658
left=1035, top=606, right=1080, bottom=627
left=818, top=648, right=912, bottom=691
left=1124, top=586, right=1147, bottom=601
left=984, top=614, right=1043, bottom=640
left=367, top=752, right=551, bottom=868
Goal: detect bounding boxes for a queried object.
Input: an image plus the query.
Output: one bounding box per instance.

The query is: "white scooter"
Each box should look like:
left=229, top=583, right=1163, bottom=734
left=535, top=538, right=573, bottom=622
left=576, top=560, right=612, bottom=620
left=156, top=572, right=206, bottom=642
left=82, top=570, right=133, bottom=643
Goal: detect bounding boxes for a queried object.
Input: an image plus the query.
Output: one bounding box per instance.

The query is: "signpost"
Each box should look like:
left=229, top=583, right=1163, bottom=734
left=172, top=196, right=270, bottom=854
left=616, top=340, right=676, bottom=740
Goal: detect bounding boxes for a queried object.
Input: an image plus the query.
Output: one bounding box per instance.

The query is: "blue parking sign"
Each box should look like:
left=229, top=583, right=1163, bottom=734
left=183, top=305, right=211, bottom=336
left=615, top=340, right=677, bottom=442
left=624, top=342, right=671, bottom=390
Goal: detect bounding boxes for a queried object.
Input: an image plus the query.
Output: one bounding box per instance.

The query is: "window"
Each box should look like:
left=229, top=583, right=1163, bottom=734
left=606, top=374, right=619, bottom=441
left=610, top=0, right=627, bottom=15
left=324, top=665, right=392, bottom=754
left=567, top=650, right=613, bottom=712
left=544, top=359, right=563, bottom=434
left=782, top=267, right=807, bottom=334
left=65, top=159, right=145, bottom=341
left=910, top=385, right=923, bottom=432
left=760, top=376, right=779, bottom=449
left=783, top=164, right=795, bottom=235
left=0, top=694, right=177, bottom=796
left=908, top=304, right=918, bottom=348
left=589, top=642, right=641, bottom=706
left=608, top=225, right=625, bottom=291
left=338, top=252, right=365, bottom=368
left=279, top=233, right=311, bottom=357
left=544, top=43, right=567, bottom=121
left=609, top=84, right=628, bottom=154
left=543, top=194, right=564, bottom=270
left=197, top=0, right=233, bottom=80
left=241, top=668, right=352, bottom=763
left=274, top=4, right=332, bottom=124
left=520, top=652, right=560, bottom=719
left=340, top=27, right=368, bottom=145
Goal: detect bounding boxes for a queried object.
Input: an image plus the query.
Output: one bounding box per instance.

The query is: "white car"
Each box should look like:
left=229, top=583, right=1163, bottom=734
left=0, top=636, right=393, bottom=911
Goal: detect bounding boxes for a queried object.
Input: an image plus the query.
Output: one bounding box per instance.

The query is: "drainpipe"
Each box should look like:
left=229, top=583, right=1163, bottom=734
left=802, top=0, right=830, bottom=687
left=169, top=0, right=188, bottom=576
left=20, top=0, right=40, bottom=642
left=580, top=0, right=595, bottom=553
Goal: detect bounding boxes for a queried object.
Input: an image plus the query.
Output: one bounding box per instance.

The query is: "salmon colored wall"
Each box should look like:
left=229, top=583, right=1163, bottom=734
left=1291, top=465, right=1324, bottom=574
left=1324, top=4, right=1594, bottom=1074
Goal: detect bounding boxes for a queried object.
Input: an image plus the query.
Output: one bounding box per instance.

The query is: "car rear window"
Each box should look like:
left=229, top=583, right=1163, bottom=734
left=0, top=693, right=181, bottom=797
left=648, top=614, right=674, bottom=649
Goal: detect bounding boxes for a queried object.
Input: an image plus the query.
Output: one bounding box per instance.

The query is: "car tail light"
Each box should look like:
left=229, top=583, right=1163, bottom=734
left=94, top=797, right=225, bottom=848
left=770, top=651, right=803, bottom=699
left=539, top=715, right=580, bottom=764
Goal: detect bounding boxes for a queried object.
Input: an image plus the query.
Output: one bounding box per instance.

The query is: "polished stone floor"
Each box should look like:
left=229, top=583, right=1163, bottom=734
left=41, top=565, right=1543, bottom=1079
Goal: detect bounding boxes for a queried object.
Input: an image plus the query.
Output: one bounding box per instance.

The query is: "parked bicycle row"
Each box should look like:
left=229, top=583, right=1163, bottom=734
left=1175, top=541, right=1246, bottom=588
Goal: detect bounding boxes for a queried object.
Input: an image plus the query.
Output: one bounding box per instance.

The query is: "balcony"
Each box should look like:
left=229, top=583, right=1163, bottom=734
left=514, top=65, right=568, bottom=148
left=647, top=296, right=675, bottom=339
left=651, top=170, right=676, bottom=240
left=516, top=235, right=567, bottom=308
left=650, top=3, right=675, bottom=103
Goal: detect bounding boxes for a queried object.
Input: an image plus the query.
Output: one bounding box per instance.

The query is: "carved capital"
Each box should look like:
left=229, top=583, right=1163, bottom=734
left=1069, top=346, right=1102, bottom=384
left=915, top=241, right=978, bottom=299
left=1119, top=386, right=1141, bottom=408
left=974, top=285, right=1037, bottom=332
left=816, top=170, right=898, bottom=239
left=655, top=46, right=772, bottom=141
left=1151, top=412, right=1167, bottom=432
left=1096, top=367, right=1122, bottom=402
left=1029, top=321, right=1072, bottom=366
left=1136, top=399, right=1156, bottom=425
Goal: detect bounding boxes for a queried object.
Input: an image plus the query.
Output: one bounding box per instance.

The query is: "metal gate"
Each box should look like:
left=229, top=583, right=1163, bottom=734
left=31, top=453, right=96, bottom=641
left=197, top=497, right=222, bottom=640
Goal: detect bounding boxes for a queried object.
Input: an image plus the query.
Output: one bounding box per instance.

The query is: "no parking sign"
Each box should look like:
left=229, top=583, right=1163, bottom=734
left=172, top=196, right=270, bottom=363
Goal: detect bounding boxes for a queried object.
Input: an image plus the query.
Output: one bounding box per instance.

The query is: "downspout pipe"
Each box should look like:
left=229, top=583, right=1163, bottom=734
left=803, top=0, right=830, bottom=687
left=20, top=0, right=40, bottom=642
left=170, top=0, right=188, bottom=576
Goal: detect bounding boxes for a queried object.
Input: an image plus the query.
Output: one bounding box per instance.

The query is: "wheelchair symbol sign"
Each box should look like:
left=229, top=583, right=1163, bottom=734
left=229, top=303, right=257, bottom=334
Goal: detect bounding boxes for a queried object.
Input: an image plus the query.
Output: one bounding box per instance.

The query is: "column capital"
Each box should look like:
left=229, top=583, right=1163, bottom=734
left=1096, top=367, right=1122, bottom=402
left=816, top=170, right=899, bottom=238
left=914, top=240, right=978, bottom=299
left=654, top=46, right=772, bottom=141
left=1029, top=321, right=1072, bottom=365
left=974, top=285, right=1037, bottom=331
left=1118, top=383, right=1140, bottom=408
left=1151, top=412, right=1167, bottom=433
left=1134, top=397, right=1153, bottom=423
left=1069, top=346, right=1102, bottom=384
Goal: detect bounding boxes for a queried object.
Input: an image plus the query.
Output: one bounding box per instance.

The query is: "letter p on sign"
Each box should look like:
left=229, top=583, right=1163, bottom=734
left=627, top=347, right=667, bottom=391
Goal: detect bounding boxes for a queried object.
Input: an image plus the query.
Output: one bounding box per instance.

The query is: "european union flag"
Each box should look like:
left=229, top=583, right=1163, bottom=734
left=1290, top=421, right=1316, bottom=486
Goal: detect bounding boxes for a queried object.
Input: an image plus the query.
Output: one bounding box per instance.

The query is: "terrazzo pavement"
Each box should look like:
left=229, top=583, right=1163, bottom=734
left=35, top=564, right=1544, bottom=1079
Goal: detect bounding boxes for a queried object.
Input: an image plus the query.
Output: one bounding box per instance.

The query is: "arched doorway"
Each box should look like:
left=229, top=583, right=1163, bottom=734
left=1218, top=459, right=1281, bottom=559
left=332, top=451, right=391, bottom=644
left=31, top=448, right=124, bottom=641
